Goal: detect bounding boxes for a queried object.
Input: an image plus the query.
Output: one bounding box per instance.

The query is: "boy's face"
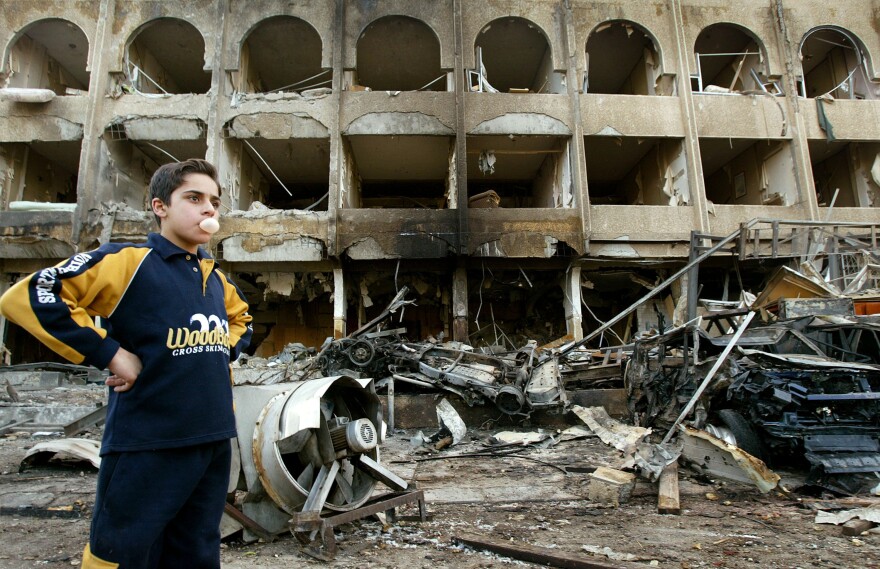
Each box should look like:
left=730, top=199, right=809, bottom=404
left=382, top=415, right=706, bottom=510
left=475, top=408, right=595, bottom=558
left=151, top=173, right=221, bottom=254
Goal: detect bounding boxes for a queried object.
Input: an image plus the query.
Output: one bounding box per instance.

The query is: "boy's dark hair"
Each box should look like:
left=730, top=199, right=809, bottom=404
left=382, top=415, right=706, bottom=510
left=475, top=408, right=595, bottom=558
left=149, top=159, right=221, bottom=226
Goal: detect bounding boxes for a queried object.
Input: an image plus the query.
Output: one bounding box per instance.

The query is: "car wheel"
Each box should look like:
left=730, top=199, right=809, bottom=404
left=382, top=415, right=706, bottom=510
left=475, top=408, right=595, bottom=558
left=717, top=408, right=765, bottom=461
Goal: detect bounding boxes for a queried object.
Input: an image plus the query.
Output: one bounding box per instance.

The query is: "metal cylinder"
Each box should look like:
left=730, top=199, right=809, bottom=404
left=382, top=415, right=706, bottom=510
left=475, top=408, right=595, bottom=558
left=496, top=385, right=526, bottom=415
left=252, top=375, right=383, bottom=513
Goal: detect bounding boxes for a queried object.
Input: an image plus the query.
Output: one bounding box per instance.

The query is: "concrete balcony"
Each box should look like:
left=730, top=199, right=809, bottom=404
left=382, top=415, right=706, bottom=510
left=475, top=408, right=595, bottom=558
left=0, top=210, right=76, bottom=259
left=694, top=93, right=787, bottom=139
left=218, top=210, right=331, bottom=264
left=582, top=94, right=684, bottom=137
left=0, top=95, right=87, bottom=142
left=337, top=208, right=457, bottom=259
left=706, top=204, right=812, bottom=236
left=222, top=90, right=337, bottom=134
left=468, top=208, right=582, bottom=257
left=589, top=205, right=696, bottom=242
left=821, top=207, right=880, bottom=225
left=464, top=93, right=571, bottom=134
left=802, top=99, right=880, bottom=141
left=340, top=91, right=456, bottom=136
left=102, top=93, right=212, bottom=122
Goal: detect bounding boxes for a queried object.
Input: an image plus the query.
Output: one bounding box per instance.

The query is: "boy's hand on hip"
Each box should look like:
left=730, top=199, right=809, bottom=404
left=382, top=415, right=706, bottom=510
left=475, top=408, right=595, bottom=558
left=107, top=348, right=143, bottom=392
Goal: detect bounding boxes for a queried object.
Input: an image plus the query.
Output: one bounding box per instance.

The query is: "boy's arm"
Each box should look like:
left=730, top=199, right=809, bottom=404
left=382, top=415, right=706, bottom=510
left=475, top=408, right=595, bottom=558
left=0, top=248, right=146, bottom=370
left=217, top=270, right=253, bottom=360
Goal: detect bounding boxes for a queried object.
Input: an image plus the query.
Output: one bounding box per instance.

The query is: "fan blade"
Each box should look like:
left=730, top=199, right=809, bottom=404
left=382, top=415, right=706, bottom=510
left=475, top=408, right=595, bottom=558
left=317, top=413, right=336, bottom=464
left=298, top=430, right=323, bottom=468
left=296, top=462, right=315, bottom=489
left=332, top=395, right=352, bottom=420
left=276, top=430, right=310, bottom=454
left=355, top=454, right=408, bottom=491
left=332, top=461, right=355, bottom=504
left=302, top=460, right=341, bottom=513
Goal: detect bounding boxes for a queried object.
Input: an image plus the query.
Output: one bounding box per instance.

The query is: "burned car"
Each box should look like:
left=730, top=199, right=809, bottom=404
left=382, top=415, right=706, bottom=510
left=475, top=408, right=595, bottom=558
left=309, top=287, right=567, bottom=417
left=625, top=315, right=880, bottom=493
left=727, top=351, right=880, bottom=493
left=385, top=341, right=567, bottom=416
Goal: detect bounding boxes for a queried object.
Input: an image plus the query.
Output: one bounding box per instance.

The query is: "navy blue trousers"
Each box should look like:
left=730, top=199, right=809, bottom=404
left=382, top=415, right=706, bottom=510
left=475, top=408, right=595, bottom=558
left=87, top=439, right=231, bottom=569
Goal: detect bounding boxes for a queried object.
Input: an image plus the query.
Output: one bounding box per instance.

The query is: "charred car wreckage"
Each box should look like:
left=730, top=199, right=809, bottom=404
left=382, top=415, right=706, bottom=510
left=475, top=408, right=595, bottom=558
left=309, top=287, right=568, bottom=417
left=626, top=310, right=880, bottom=494
left=254, top=261, right=880, bottom=496
left=7, top=221, right=880, bottom=560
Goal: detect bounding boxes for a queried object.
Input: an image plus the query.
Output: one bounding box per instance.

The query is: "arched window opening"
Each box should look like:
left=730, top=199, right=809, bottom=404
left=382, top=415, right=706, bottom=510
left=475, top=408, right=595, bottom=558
left=472, top=18, right=560, bottom=94
left=239, top=16, right=327, bottom=94
left=800, top=28, right=877, bottom=100
left=4, top=19, right=89, bottom=95
left=586, top=21, right=670, bottom=96
left=125, top=18, right=209, bottom=95
left=693, top=24, right=774, bottom=94
left=355, top=16, right=445, bottom=92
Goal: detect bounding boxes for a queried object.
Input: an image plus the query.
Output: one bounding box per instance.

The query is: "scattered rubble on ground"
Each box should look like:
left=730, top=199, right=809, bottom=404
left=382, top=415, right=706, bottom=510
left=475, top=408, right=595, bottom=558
left=2, top=225, right=880, bottom=566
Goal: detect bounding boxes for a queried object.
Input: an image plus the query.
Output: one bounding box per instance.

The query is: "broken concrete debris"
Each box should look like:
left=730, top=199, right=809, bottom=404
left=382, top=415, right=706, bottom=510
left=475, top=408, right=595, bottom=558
left=587, top=466, right=637, bottom=507
left=20, top=438, right=101, bottom=471
left=3, top=216, right=880, bottom=564
left=813, top=503, right=880, bottom=537
left=435, top=398, right=467, bottom=446
left=571, top=405, right=649, bottom=453
left=679, top=426, right=780, bottom=493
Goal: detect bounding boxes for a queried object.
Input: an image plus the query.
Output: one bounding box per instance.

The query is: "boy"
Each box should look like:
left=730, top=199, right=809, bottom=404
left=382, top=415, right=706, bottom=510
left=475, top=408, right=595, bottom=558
left=0, top=159, right=252, bottom=568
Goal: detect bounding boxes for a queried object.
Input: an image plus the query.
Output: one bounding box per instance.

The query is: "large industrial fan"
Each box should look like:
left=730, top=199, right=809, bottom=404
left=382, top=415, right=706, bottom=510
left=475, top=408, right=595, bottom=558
left=230, top=375, right=410, bottom=540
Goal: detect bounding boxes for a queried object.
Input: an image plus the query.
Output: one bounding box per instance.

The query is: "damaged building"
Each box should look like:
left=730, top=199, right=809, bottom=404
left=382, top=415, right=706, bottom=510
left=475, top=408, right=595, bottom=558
left=0, top=1, right=879, bottom=381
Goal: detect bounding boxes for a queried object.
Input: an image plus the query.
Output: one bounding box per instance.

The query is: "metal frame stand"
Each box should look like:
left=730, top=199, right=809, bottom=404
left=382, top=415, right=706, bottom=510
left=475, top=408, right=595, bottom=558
left=289, top=490, right=427, bottom=560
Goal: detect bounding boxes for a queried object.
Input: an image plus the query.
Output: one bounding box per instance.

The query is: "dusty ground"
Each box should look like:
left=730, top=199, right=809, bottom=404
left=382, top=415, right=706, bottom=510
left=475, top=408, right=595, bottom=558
left=1, top=384, right=879, bottom=569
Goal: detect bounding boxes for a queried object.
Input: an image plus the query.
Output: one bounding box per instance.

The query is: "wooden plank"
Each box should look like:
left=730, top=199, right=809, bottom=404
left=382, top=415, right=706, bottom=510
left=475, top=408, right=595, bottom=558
left=453, top=532, right=639, bottom=569
left=657, top=461, right=681, bottom=515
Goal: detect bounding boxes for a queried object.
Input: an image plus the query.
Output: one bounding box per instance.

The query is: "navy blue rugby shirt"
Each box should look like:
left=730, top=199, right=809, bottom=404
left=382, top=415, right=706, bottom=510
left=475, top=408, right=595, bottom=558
left=0, top=233, right=253, bottom=454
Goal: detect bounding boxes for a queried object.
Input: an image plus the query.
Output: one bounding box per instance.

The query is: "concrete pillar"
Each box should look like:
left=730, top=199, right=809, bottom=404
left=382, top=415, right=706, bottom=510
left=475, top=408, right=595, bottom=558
left=771, top=0, right=820, bottom=220
left=333, top=268, right=346, bottom=338
left=452, top=265, right=468, bottom=342
left=563, top=265, right=583, bottom=341
left=560, top=1, right=590, bottom=254
left=669, top=0, right=710, bottom=234
left=203, top=0, right=229, bottom=170
left=327, top=0, right=345, bottom=256
left=71, top=0, right=115, bottom=248
left=452, top=0, right=468, bottom=255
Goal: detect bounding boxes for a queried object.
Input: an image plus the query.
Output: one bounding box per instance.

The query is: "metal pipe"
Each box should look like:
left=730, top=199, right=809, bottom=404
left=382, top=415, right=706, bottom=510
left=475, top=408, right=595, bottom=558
left=661, top=310, right=755, bottom=444
left=543, top=218, right=761, bottom=364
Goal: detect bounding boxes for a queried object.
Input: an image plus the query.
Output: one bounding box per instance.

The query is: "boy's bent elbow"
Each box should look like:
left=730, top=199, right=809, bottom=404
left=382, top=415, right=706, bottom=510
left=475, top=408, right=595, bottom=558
left=0, top=279, right=28, bottom=323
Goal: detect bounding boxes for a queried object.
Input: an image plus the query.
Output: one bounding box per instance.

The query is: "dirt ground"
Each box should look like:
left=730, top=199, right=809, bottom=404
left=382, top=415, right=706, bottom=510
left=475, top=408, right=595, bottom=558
left=1, top=383, right=879, bottom=569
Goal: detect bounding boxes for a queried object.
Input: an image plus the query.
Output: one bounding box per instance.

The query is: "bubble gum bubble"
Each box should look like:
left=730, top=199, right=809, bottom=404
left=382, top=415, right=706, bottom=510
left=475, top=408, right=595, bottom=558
left=199, top=217, right=220, bottom=234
